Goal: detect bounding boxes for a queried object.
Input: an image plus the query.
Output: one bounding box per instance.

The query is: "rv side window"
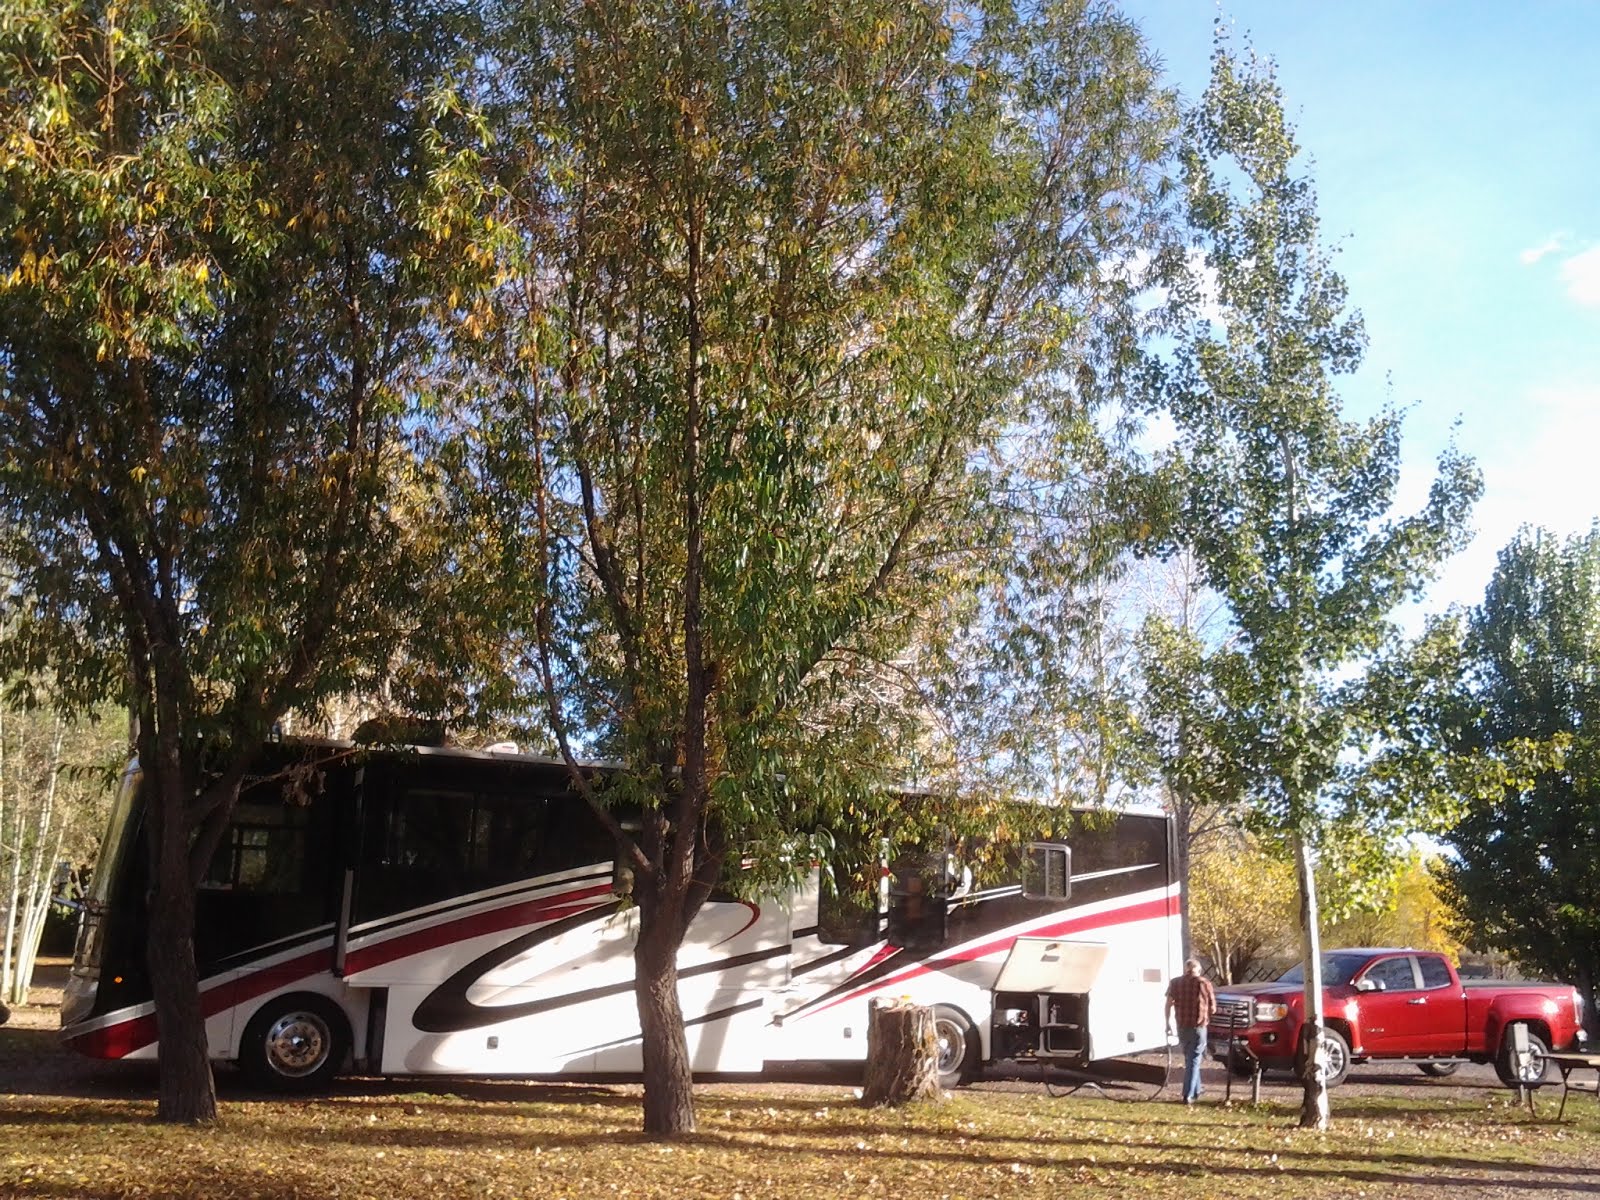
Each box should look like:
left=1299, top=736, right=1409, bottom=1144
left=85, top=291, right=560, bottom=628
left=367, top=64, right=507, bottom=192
left=1021, top=843, right=1071, bottom=900
left=357, top=780, right=554, bottom=922
left=203, top=801, right=311, bottom=895
left=816, top=862, right=879, bottom=946
left=885, top=854, right=947, bottom=948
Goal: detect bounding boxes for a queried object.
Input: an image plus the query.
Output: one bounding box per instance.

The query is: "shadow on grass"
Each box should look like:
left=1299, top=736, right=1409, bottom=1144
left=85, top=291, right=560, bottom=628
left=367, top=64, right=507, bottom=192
left=0, top=1027, right=160, bottom=1100
left=0, top=1101, right=151, bottom=1127
left=6, top=1134, right=1597, bottom=1200
left=5, top=1087, right=1600, bottom=1200
left=291, top=1076, right=644, bottom=1108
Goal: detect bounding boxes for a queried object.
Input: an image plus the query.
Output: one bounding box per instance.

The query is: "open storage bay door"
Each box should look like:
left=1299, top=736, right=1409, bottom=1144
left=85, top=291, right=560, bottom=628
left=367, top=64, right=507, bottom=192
left=995, top=938, right=1109, bottom=993
left=992, top=939, right=1110, bottom=1062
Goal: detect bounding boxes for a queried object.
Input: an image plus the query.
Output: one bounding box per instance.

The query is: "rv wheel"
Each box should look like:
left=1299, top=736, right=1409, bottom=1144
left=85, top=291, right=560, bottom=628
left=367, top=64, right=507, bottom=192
left=932, top=1006, right=978, bottom=1089
left=241, top=993, right=351, bottom=1093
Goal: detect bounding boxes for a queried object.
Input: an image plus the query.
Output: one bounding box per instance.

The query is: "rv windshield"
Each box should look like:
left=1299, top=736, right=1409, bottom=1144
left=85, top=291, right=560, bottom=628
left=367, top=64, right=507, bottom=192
left=88, top=766, right=140, bottom=907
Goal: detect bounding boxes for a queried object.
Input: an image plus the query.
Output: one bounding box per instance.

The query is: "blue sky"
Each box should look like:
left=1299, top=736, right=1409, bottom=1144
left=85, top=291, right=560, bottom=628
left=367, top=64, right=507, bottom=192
left=1126, top=0, right=1600, bottom=616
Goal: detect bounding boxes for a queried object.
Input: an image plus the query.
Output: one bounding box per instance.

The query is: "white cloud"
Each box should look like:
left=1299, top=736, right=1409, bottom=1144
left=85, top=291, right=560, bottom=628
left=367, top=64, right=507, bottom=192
left=1421, top=381, right=1600, bottom=616
left=1105, top=247, right=1226, bottom=325
left=1558, top=246, right=1600, bottom=307
left=1519, top=234, right=1567, bottom=265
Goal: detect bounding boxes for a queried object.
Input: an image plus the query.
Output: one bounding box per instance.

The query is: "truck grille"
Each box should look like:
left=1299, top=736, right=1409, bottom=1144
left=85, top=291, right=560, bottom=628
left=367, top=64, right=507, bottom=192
left=1213, top=995, right=1252, bottom=1030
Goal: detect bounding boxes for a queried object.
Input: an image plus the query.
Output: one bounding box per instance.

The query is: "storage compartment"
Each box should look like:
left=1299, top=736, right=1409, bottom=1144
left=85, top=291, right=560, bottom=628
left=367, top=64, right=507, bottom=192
left=990, top=939, right=1109, bottom=1063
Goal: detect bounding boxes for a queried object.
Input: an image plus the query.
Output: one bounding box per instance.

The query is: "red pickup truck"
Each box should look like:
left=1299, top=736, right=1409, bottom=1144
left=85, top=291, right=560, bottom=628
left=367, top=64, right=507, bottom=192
left=1208, top=948, right=1589, bottom=1087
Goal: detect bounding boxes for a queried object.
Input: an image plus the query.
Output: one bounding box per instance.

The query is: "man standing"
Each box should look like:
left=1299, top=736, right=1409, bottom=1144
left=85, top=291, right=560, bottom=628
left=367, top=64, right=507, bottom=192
left=1165, top=958, right=1216, bottom=1105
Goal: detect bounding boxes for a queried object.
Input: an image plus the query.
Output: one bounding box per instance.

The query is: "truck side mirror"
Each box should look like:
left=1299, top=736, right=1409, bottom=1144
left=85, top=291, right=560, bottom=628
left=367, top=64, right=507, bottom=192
left=1355, top=978, right=1382, bottom=993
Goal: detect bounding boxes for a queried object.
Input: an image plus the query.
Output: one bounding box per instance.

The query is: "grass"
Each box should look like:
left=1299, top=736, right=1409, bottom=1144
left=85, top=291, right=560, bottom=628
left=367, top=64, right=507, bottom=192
left=5, top=998, right=1598, bottom=1200
left=3, top=1053, right=1599, bottom=1200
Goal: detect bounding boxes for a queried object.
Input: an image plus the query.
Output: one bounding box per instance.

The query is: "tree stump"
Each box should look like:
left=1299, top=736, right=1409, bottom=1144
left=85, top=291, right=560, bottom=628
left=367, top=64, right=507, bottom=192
left=861, top=997, right=942, bottom=1106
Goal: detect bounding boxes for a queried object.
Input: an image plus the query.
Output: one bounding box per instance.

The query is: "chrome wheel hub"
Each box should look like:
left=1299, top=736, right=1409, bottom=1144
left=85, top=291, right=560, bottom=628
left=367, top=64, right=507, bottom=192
left=1321, top=1033, right=1347, bottom=1077
left=1517, top=1045, right=1546, bottom=1083
left=265, top=1012, right=330, bottom=1078
left=935, top=1019, right=962, bottom=1074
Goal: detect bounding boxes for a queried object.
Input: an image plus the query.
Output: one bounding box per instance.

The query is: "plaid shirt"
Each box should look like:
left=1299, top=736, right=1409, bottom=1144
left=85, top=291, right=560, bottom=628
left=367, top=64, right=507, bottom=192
left=1166, top=972, right=1216, bottom=1029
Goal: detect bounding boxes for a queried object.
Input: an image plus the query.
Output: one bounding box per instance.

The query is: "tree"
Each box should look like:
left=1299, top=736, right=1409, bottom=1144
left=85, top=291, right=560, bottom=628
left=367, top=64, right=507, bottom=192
left=1187, top=832, right=1293, bottom=983
left=0, top=682, right=123, bottom=1008
left=1435, top=527, right=1600, bottom=1033
left=1143, top=37, right=1480, bottom=1127
left=0, top=0, right=486, bottom=1121
left=472, top=0, right=1176, bottom=1135
left=1321, top=851, right=1461, bottom=958
left=1129, top=552, right=1250, bottom=956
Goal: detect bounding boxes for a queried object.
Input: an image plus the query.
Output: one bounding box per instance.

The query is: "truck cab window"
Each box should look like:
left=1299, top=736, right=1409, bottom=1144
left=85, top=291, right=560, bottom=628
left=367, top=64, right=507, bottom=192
left=1417, top=956, right=1454, bottom=990
left=1362, top=956, right=1419, bottom=992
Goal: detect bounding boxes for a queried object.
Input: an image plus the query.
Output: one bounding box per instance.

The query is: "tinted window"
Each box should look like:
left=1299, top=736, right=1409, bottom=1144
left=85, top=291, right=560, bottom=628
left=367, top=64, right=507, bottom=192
left=195, top=765, right=344, bottom=968
left=356, top=772, right=552, bottom=921
left=1279, top=953, right=1371, bottom=986
left=204, top=801, right=311, bottom=895
left=886, top=854, right=946, bottom=949
left=1064, top=814, right=1168, bottom=907
left=385, top=788, right=478, bottom=877
left=1363, top=956, right=1419, bottom=992
left=1021, top=844, right=1071, bottom=900
left=817, top=864, right=879, bottom=946
left=1418, top=956, right=1454, bottom=990
left=532, top=793, right=615, bottom=877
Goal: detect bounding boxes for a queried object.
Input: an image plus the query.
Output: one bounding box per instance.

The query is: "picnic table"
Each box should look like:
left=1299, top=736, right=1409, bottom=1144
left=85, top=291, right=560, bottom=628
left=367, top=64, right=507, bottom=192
left=1545, top=1052, right=1600, bottom=1119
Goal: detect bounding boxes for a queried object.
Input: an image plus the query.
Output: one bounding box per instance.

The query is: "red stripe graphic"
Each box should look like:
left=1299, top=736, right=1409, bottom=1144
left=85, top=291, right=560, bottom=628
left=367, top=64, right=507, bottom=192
left=64, top=882, right=615, bottom=1060
left=710, top=901, right=762, bottom=949
left=806, top=892, right=1180, bottom=1020
left=853, top=941, right=903, bottom=976
left=343, top=885, right=614, bottom=975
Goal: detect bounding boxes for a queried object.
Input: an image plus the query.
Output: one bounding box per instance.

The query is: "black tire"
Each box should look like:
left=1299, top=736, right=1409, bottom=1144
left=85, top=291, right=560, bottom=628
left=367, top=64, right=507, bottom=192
left=1226, top=1047, right=1258, bottom=1079
left=1419, top=1061, right=1460, bottom=1078
left=1494, top=1025, right=1549, bottom=1088
left=240, top=992, right=351, bottom=1093
left=931, top=1005, right=979, bottom=1090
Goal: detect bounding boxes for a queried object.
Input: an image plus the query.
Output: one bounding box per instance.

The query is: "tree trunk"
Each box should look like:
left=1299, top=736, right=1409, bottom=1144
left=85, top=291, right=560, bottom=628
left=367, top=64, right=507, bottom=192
left=634, top=918, right=694, bottom=1137
left=2, top=765, right=22, bottom=1002
left=146, top=770, right=217, bottom=1124
left=8, top=720, right=63, bottom=1006
left=861, top=998, right=941, bottom=1106
left=1171, top=784, right=1196, bottom=966
left=1175, top=799, right=1193, bottom=961
left=1293, top=830, right=1328, bottom=1129
left=10, top=825, right=65, bottom=1008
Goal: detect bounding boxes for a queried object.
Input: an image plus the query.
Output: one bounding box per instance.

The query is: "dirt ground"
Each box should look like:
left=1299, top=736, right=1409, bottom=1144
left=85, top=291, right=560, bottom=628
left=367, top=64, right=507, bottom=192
left=8, top=961, right=1600, bottom=1200
left=0, top=957, right=1542, bottom=1110
left=5, top=957, right=68, bottom=1031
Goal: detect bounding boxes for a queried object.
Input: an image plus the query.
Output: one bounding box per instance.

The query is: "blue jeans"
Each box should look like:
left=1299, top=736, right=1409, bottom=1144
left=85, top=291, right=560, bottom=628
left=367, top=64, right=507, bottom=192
left=1179, top=1025, right=1205, bottom=1101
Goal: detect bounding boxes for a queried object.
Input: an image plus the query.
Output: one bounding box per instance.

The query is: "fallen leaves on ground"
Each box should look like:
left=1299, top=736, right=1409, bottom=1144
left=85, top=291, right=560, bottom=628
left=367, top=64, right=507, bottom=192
left=2, top=1080, right=1598, bottom=1200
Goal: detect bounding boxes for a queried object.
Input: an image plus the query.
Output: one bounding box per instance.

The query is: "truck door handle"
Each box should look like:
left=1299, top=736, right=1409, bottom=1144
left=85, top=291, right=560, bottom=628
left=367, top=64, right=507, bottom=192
left=1408, top=998, right=1427, bottom=1005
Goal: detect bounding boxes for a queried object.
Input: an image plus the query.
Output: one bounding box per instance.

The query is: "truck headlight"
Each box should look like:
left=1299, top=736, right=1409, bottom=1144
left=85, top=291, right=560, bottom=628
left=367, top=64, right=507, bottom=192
left=1254, top=1002, right=1289, bottom=1023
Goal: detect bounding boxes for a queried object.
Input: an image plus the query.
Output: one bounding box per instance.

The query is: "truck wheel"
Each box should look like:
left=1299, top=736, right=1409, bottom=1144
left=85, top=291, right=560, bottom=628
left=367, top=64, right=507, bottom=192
left=931, top=1005, right=978, bottom=1089
left=240, top=993, right=350, bottom=1093
left=1226, top=1046, right=1257, bottom=1079
left=1494, top=1026, right=1549, bottom=1088
left=1419, top=1061, right=1460, bottom=1078
left=1318, top=1027, right=1351, bottom=1088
